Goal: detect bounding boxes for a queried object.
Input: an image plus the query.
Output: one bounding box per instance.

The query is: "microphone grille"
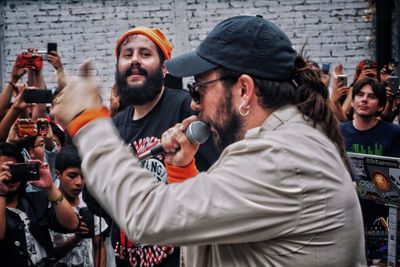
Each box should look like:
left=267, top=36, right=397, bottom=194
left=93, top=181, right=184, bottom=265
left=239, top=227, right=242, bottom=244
left=186, top=121, right=210, bottom=144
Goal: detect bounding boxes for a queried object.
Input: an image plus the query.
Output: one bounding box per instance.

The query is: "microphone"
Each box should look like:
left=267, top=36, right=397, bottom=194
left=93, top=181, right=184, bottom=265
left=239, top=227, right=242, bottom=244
left=138, top=121, right=210, bottom=161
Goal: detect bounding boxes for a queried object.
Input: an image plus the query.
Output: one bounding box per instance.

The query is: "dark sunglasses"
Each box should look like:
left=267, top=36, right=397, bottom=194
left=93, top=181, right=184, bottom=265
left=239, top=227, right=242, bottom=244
left=187, top=76, right=228, bottom=104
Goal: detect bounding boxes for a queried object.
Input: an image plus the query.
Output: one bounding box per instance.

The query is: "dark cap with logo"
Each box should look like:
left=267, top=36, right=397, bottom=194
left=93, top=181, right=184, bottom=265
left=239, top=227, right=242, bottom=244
left=166, top=15, right=297, bottom=81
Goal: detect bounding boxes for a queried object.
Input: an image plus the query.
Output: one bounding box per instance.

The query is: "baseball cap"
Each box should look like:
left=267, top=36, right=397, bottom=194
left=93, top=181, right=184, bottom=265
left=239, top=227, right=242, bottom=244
left=166, top=15, right=297, bottom=81
left=115, top=27, right=173, bottom=60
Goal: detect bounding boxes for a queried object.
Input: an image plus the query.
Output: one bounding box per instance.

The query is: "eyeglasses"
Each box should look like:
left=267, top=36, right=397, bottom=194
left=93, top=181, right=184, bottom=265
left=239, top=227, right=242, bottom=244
left=187, top=76, right=227, bottom=104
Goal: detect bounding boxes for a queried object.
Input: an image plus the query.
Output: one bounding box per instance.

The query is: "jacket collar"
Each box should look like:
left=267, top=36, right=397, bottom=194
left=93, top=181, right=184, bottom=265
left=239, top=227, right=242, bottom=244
left=245, top=105, right=300, bottom=139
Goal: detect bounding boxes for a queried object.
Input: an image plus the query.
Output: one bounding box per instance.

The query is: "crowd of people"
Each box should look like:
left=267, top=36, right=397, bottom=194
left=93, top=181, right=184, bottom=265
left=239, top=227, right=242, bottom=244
left=0, top=14, right=399, bottom=267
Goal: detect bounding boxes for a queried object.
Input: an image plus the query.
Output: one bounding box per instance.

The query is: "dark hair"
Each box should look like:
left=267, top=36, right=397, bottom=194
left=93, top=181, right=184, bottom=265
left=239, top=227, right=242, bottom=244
left=352, top=78, right=387, bottom=109
left=0, top=142, right=25, bottom=163
left=217, top=55, right=350, bottom=173
left=352, top=59, right=378, bottom=85
left=55, top=145, right=81, bottom=174
left=116, top=36, right=166, bottom=65
left=50, top=122, right=66, bottom=148
left=15, top=136, right=37, bottom=152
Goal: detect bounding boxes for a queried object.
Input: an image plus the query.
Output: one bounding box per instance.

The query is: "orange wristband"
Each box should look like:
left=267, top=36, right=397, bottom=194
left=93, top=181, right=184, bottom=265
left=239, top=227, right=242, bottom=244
left=166, top=159, right=198, bottom=184
left=67, top=107, right=110, bottom=137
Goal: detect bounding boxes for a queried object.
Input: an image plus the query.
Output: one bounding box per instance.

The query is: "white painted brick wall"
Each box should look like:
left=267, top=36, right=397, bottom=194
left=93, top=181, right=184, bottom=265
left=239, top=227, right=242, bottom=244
left=0, top=0, right=395, bottom=104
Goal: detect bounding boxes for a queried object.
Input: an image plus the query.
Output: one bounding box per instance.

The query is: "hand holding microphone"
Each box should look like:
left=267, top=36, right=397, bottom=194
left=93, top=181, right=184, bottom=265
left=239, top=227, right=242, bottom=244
left=138, top=116, right=210, bottom=166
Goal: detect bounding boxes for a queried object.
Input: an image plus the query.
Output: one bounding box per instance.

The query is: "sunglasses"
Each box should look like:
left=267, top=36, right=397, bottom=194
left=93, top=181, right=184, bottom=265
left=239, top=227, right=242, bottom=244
left=187, top=76, right=228, bottom=104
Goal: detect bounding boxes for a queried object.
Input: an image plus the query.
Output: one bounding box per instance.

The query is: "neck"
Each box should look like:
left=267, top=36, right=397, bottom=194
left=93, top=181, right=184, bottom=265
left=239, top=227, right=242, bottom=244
left=352, top=115, right=379, bottom=131
left=61, top=190, right=80, bottom=207
left=132, top=87, right=164, bottom=120
left=6, top=194, right=19, bottom=209
left=245, top=105, right=272, bottom=131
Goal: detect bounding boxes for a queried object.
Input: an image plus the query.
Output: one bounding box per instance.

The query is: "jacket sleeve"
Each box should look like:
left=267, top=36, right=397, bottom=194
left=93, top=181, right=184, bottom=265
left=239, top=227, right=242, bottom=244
left=74, top=118, right=303, bottom=246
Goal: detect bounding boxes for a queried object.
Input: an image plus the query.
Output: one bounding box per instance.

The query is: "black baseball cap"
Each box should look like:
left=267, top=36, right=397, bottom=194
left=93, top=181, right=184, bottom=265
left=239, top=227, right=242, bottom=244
left=166, top=15, right=297, bottom=81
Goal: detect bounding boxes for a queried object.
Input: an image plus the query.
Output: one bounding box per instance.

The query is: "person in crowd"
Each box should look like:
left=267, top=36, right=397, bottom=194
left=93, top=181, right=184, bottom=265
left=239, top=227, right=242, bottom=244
left=51, top=121, right=66, bottom=153
left=52, top=15, right=366, bottom=266
left=48, top=50, right=67, bottom=91
left=0, top=142, right=79, bottom=266
left=51, top=145, right=107, bottom=267
left=340, top=78, right=400, bottom=262
left=82, top=27, right=218, bottom=267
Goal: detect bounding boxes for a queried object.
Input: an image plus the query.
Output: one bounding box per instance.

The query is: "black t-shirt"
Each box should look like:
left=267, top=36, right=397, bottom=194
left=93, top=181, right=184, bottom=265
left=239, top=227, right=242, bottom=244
left=111, top=88, right=219, bottom=267
left=340, top=120, right=400, bottom=259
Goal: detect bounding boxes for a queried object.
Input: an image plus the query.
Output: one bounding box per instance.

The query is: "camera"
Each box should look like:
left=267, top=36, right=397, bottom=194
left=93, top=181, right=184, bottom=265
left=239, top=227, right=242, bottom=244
left=78, top=207, right=95, bottom=238
left=17, top=118, right=49, bottom=137
left=337, top=75, right=348, bottom=87
left=16, top=50, right=44, bottom=69
left=387, top=76, right=399, bottom=97
left=382, top=58, right=399, bottom=75
left=9, top=162, right=40, bottom=183
left=23, top=89, right=53, bottom=103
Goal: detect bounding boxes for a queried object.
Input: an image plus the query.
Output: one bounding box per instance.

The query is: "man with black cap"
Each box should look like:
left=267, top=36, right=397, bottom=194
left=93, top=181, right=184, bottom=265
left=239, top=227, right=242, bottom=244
left=52, top=15, right=366, bottom=266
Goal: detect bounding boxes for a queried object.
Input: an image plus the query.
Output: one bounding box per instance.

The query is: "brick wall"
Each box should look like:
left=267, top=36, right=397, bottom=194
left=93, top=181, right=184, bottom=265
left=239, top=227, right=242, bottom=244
left=0, top=0, right=396, bottom=102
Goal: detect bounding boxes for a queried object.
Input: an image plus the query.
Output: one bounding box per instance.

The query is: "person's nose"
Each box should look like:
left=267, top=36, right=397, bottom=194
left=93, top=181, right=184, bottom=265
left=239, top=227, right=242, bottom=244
left=75, top=176, right=84, bottom=187
left=130, top=52, right=141, bottom=66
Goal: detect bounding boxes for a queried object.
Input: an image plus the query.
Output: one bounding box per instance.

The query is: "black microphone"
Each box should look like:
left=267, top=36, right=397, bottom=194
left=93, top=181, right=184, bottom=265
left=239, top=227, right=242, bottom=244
left=138, top=121, right=210, bottom=161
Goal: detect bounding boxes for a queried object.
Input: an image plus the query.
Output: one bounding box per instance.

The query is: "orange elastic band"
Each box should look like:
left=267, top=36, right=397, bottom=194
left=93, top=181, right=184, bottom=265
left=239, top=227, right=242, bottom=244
left=166, top=159, right=198, bottom=184
left=67, top=107, right=110, bottom=137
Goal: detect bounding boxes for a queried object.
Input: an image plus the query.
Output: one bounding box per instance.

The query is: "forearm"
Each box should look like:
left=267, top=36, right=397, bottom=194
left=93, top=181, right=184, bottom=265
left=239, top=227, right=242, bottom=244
left=47, top=185, right=79, bottom=230
left=328, top=98, right=347, bottom=122
left=56, top=67, right=66, bottom=90
left=0, top=196, right=6, bottom=240
left=31, top=103, right=47, bottom=120
left=0, top=82, right=15, bottom=118
left=93, top=235, right=106, bottom=267
left=380, top=101, right=394, bottom=122
left=53, top=234, right=82, bottom=260
left=0, top=106, right=20, bottom=141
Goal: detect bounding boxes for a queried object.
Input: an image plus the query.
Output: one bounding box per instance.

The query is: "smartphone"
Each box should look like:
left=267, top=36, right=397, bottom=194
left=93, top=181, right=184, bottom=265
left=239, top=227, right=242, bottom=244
left=78, top=207, right=95, bottom=238
left=337, top=75, right=348, bottom=87
left=321, top=63, right=331, bottom=75
left=47, top=42, right=57, bottom=53
left=9, top=162, right=40, bottom=183
left=16, top=118, right=49, bottom=137
left=23, top=89, right=53, bottom=103
left=387, top=76, right=399, bottom=96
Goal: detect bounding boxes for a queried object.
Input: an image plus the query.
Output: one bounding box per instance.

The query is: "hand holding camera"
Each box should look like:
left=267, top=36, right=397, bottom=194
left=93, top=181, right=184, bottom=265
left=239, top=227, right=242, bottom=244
left=16, top=118, right=49, bottom=137
left=16, top=43, right=57, bottom=70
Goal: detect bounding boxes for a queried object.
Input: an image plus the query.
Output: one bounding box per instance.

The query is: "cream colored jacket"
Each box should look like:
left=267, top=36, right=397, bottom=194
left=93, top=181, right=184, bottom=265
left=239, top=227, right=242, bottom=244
left=74, top=105, right=366, bottom=267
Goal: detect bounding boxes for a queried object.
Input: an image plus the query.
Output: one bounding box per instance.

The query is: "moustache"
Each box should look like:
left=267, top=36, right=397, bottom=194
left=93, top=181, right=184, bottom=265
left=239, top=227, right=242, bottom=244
left=125, top=65, right=148, bottom=77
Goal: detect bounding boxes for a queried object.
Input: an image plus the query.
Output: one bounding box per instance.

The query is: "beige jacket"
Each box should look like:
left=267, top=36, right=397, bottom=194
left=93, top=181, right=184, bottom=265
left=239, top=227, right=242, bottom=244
left=75, top=105, right=366, bottom=267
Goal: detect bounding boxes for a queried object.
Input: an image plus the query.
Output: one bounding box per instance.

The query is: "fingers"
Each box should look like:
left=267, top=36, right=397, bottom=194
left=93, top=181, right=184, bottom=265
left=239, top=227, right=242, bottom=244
left=180, top=115, right=199, bottom=131
left=79, top=59, right=93, bottom=78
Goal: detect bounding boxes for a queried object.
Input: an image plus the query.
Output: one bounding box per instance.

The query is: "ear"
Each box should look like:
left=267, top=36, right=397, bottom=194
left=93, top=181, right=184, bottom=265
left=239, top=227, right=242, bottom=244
left=55, top=170, right=61, bottom=179
left=28, top=147, right=35, bottom=158
left=236, top=74, right=255, bottom=106
left=161, top=62, right=167, bottom=78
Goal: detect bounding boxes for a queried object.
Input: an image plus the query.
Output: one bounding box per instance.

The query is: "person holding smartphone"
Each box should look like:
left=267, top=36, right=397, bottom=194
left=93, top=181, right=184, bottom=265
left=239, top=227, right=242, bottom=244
left=50, top=145, right=108, bottom=267
left=0, top=142, right=79, bottom=266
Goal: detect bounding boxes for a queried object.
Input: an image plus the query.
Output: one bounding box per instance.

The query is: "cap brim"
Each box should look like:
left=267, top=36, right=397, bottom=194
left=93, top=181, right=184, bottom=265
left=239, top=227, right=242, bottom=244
left=166, top=51, right=218, bottom=78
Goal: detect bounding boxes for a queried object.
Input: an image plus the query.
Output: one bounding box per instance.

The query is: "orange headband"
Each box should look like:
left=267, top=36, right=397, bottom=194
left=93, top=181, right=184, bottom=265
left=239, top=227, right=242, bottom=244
left=115, top=27, right=173, bottom=60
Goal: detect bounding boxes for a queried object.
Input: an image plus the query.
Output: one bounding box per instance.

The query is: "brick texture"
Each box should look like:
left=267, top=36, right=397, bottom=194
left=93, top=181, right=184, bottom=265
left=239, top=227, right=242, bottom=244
left=0, top=0, right=397, bottom=102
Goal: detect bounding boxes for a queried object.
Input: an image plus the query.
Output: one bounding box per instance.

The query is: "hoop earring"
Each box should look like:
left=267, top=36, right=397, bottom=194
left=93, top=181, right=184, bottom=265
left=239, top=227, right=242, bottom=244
left=239, top=104, right=250, bottom=117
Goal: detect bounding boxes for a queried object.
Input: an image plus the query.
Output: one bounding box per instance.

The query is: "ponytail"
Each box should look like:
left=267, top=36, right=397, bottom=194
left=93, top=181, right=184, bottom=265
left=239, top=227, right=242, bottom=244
left=291, top=55, right=350, bottom=172
left=217, top=58, right=351, bottom=173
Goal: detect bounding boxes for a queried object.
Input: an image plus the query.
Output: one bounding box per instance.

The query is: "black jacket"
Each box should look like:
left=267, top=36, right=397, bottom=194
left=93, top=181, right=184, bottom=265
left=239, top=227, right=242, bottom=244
left=0, top=191, right=72, bottom=267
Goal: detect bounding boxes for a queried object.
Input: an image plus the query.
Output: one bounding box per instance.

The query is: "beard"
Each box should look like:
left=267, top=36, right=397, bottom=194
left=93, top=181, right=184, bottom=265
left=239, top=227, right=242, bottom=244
left=116, top=64, right=164, bottom=106
left=206, top=90, right=245, bottom=152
